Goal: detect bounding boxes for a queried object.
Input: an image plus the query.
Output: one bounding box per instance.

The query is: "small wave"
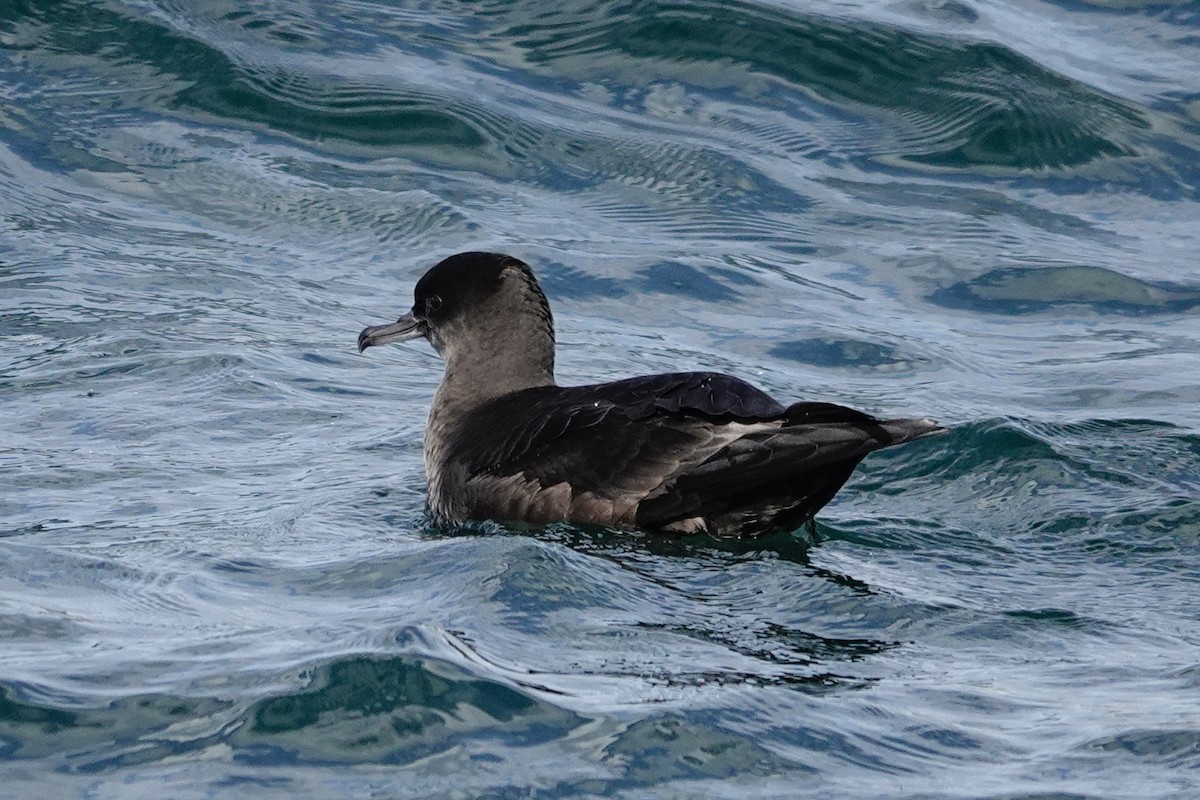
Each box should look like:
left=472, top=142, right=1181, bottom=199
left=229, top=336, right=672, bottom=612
left=0, top=652, right=582, bottom=770
left=239, top=654, right=583, bottom=764
left=494, top=0, right=1149, bottom=170
left=769, top=336, right=929, bottom=372
left=1079, top=728, right=1200, bottom=770
left=930, top=265, right=1200, bottom=315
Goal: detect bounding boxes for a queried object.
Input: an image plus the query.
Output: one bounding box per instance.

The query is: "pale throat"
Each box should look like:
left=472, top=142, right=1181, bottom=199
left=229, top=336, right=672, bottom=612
left=429, top=315, right=555, bottom=417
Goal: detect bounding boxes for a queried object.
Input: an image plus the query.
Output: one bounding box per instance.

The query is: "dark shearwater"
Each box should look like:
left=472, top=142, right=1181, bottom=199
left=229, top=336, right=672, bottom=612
left=358, top=252, right=943, bottom=537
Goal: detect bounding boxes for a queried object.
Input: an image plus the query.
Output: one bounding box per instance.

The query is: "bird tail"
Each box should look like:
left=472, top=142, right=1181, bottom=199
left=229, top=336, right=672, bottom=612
left=877, top=417, right=946, bottom=444
left=781, top=402, right=946, bottom=446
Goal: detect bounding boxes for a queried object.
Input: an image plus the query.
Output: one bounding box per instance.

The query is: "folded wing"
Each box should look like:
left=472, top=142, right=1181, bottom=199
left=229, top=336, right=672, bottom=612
left=445, top=372, right=940, bottom=534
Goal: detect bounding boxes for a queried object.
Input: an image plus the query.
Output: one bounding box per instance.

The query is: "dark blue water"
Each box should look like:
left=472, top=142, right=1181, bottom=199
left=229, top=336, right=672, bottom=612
left=2, top=1, right=1200, bottom=797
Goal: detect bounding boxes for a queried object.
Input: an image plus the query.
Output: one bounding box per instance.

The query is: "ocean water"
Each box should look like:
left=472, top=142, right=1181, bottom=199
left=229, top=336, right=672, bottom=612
left=2, top=0, right=1200, bottom=797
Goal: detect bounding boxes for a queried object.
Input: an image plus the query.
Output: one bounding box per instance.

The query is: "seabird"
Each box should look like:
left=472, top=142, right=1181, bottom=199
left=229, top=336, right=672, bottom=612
left=358, top=252, right=943, bottom=537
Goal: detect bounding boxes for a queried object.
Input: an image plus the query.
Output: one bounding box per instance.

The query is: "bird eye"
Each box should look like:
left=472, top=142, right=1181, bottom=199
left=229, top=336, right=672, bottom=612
left=426, top=294, right=443, bottom=314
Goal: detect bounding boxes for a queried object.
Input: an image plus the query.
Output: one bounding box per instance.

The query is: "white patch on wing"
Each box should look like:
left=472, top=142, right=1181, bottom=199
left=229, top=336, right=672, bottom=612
left=661, top=517, right=709, bottom=535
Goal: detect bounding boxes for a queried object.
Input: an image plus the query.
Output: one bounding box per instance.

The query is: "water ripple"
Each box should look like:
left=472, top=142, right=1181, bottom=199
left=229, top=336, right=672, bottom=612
left=3, top=0, right=1200, bottom=797
left=493, top=0, right=1151, bottom=170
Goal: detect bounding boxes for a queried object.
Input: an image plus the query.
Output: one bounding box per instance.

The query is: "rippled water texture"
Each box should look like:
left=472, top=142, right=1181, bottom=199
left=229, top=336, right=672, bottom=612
left=2, top=0, right=1200, bottom=797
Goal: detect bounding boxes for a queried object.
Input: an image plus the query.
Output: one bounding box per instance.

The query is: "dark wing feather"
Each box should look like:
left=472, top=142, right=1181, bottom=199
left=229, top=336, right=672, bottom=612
left=635, top=408, right=943, bottom=533
left=449, top=372, right=786, bottom=500
left=445, top=375, right=934, bottom=534
left=449, top=391, right=704, bottom=501
left=586, top=372, right=786, bottom=420
left=634, top=421, right=888, bottom=529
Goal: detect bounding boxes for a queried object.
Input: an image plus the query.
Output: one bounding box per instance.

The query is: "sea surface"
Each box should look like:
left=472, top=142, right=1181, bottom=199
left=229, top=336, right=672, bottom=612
left=2, top=1, right=1200, bottom=798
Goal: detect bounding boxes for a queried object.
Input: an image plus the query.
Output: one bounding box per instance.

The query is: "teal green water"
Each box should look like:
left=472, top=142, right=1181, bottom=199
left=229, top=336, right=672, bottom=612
left=2, top=1, right=1199, bottom=798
